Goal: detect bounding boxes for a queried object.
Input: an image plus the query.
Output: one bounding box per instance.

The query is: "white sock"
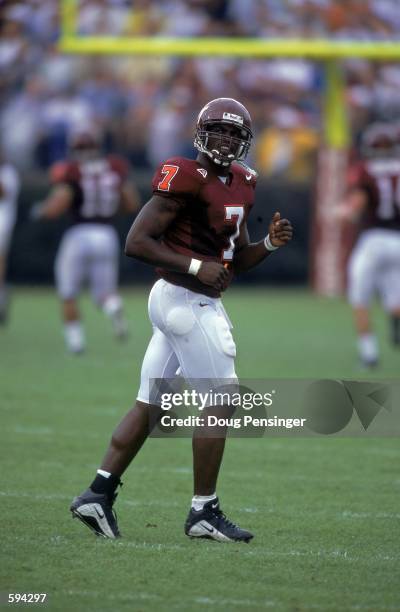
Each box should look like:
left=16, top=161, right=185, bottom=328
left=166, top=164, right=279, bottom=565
left=358, top=333, right=378, bottom=362
left=102, top=295, right=123, bottom=318
left=64, top=321, right=85, bottom=353
left=103, top=295, right=128, bottom=338
left=191, top=493, right=217, bottom=512
left=97, top=469, right=111, bottom=478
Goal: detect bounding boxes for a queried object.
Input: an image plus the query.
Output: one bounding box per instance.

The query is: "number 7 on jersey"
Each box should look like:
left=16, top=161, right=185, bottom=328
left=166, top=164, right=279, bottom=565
left=223, top=205, right=244, bottom=262
left=158, top=164, right=179, bottom=192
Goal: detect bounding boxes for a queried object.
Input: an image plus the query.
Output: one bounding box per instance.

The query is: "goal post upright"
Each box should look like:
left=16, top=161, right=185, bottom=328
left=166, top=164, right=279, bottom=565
left=313, top=61, right=349, bottom=296
left=59, top=0, right=400, bottom=295
left=60, top=0, right=78, bottom=39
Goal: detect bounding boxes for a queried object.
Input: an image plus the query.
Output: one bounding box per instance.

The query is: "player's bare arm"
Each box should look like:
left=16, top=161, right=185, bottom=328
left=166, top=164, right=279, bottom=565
left=32, top=184, right=73, bottom=219
left=125, top=195, right=229, bottom=292
left=335, top=188, right=368, bottom=223
left=233, top=211, right=293, bottom=274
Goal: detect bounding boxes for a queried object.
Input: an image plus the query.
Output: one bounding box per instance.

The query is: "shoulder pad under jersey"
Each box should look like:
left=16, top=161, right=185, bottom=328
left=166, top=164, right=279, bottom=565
left=50, top=160, right=80, bottom=185
left=347, top=161, right=371, bottom=190
left=107, top=155, right=130, bottom=180
left=232, top=161, right=258, bottom=186
left=152, top=157, right=207, bottom=197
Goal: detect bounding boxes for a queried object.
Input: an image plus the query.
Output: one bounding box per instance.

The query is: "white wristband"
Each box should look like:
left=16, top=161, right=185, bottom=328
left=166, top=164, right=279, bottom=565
left=188, top=258, right=202, bottom=275
left=264, top=234, right=279, bottom=252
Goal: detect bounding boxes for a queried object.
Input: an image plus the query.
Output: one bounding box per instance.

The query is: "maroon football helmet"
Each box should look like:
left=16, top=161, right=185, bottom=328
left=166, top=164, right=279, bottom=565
left=69, top=122, right=102, bottom=161
left=194, top=98, right=253, bottom=167
left=361, top=122, right=395, bottom=158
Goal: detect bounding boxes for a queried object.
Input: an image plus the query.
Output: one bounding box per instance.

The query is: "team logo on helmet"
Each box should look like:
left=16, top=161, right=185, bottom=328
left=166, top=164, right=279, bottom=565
left=222, top=112, right=244, bottom=125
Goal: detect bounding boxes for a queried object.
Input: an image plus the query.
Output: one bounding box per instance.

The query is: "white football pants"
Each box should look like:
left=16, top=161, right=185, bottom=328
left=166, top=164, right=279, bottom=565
left=137, top=279, right=237, bottom=404
left=348, top=228, right=400, bottom=311
left=55, top=224, right=120, bottom=304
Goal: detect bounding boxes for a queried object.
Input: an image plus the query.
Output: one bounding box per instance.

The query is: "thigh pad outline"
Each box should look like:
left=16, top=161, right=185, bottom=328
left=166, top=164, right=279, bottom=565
left=165, top=306, right=196, bottom=336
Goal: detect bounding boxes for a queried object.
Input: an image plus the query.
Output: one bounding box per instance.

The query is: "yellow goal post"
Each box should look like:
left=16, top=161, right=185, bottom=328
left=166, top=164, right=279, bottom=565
left=59, top=0, right=400, bottom=295
left=60, top=0, right=400, bottom=149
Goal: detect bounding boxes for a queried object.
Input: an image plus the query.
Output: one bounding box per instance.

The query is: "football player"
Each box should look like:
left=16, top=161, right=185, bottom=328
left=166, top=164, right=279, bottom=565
left=0, top=152, right=20, bottom=324
left=337, top=122, right=400, bottom=367
left=71, top=98, right=293, bottom=541
left=33, top=125, right=140, bottom=353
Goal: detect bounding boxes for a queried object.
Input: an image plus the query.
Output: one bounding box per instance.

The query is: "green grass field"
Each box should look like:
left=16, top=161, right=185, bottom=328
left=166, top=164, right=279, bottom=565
left=1, top=287, right=399, bottom=612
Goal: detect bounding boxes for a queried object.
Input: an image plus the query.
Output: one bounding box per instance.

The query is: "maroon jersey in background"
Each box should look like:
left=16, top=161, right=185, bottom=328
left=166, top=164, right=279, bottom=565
left=348, top=158, right=400, bottom=231
left=152, top=156, right=257, bottom=297
left=50, top=155, right=129, bottom=225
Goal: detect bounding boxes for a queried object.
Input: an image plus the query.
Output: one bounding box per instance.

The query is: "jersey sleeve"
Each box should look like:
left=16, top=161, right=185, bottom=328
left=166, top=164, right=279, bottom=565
left=108, top=155, right=130, bottom=181
left=152, top=158, right=202, bottom=199
left=49, top=161, right=79, bottom=185
left=232, top=161, right=258, bottom=188
left=347, top=162, right=374, bottom=192
left=230, top=163, right=257, bottom=221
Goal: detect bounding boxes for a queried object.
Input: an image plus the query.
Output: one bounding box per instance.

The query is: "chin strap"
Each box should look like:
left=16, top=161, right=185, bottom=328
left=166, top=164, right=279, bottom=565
left=208, top=149, right=234, bottom=167
left=195, top=134, right=239, bottom=167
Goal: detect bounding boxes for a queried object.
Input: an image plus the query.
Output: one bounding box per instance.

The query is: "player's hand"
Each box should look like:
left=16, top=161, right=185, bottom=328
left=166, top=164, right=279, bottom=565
left=197, top=261, right=230, bottom=291
left=268, top=211, right=293, bottom=247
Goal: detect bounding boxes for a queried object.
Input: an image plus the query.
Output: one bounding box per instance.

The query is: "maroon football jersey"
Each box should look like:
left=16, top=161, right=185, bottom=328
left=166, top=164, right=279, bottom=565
left=50, top=155, right=129, bottom=224
left=152, top=156, right=256, bottom=297
left=348, top=158, right=400, bottom=231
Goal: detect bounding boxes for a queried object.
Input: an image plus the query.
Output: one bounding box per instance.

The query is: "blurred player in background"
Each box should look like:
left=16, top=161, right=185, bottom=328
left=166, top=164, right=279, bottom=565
left=0, top=152, right=20, bottom=324
left=337, top=123, right=400, bottom=367
left=32, top=124, right=140, bottom=353
left=71, top=98, right=293, bottom=542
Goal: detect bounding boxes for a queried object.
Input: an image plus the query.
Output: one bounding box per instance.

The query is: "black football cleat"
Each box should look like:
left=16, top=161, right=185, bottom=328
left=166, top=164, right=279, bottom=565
left=0, top=307, right=7, bottom=325
left=184, top=498, right=254, bottom=543
left=111, top=311, right=129, bottom=341
left=391, top=316, right=400, bottom=346
left=0, top=289, right=9, bottom=325
left=70, top=488, right=120, bottom=539
left=359, top=357, right=379, bottom=370
left=114, top=321, right=129, bottom=342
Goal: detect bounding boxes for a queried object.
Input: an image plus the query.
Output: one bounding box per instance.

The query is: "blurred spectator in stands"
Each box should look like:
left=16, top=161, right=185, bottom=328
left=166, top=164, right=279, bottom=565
left=124, top=0, right=165, bottom=36
left=371, top=0, right=400, bottom=37
left=1, top=75, right=45, bottom=169
left=0, top=9, right=29, bottom=98
left=256, top=106, right=319, bottom=182
left=147, top=85, right=195, bottom=166
left=1, top=0, right=400, bottom=177
left=37, top=82, right=94, bottom=167
left=78, top=0, right=129, bottom=36
left=29, top=0, right=59, bottom=44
